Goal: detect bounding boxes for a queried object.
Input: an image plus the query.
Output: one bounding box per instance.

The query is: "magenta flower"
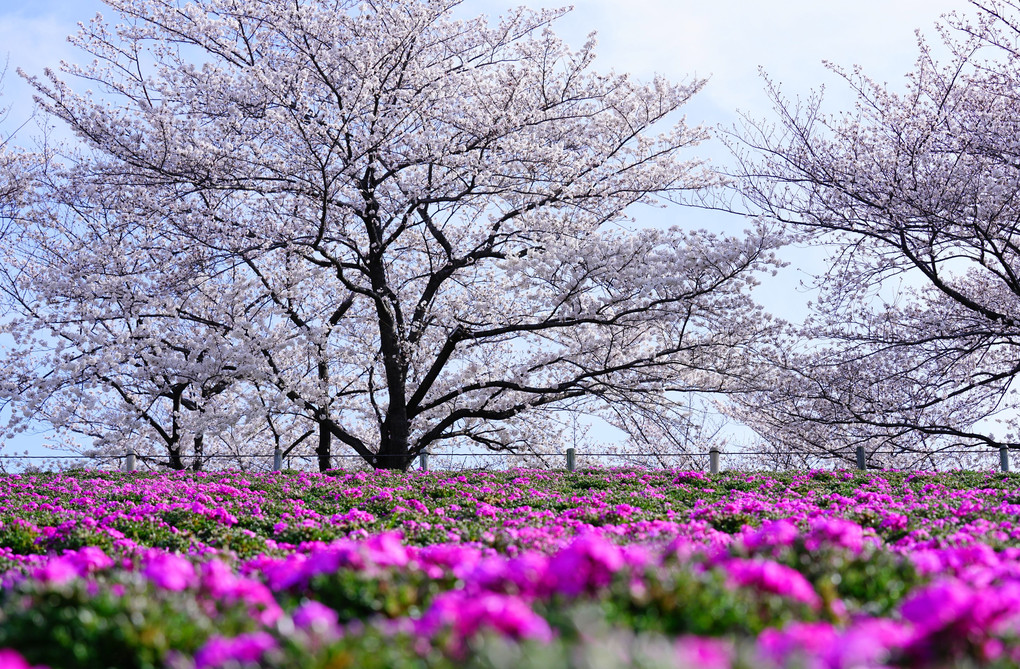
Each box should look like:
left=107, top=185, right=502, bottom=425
left=303, top=548, right=345, bottom=577
left=758, top=622, right=838, bottom=667
left=262, top=554, right=307, bottom=591
left=292, top=600, right=341, bottom=636
left=804, top=518, right=866, bottom=554
left=502, top=552, right=553, bottom=597
left=741, top=519, right=799, bottom=553
left=200, top=560, right=281, bottom=624
left=417, top=590, right=552, bottom=645
left=193, top=632, right=277, bottom=669
left=0, top=649, right=48, bottom=669
left=895, top=579, right=1020, bottom=662
left=674, top=635, right=732, bottom=669
left=364, top=531, right=410, bottom=568
left=32, top=557, right=79, bottom=585
left=547, top=534, right=626, bottom=596
left=420, top=543, right=483, bottom=579
left=199, top=560, right=240, bottom=597
left=718, top=558, right=821, bottom=609
left=828, top=618, right=913, bottom=667
left=899, top=580, right=976, bottom=634
left=143, top=552, right=197, bottom=591
left=66, top=547, right=114, bottom=574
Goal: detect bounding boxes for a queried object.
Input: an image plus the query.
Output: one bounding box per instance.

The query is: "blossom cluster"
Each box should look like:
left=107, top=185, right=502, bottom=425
left=0, top=468, right=1019, bottom=667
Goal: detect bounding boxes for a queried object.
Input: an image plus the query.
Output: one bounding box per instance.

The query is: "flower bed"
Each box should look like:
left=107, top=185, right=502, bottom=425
left=1, top=468, right=1019, bottom=667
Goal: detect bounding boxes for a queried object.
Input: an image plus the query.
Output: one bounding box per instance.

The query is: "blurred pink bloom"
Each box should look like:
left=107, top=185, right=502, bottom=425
left=304, top=548, right=344, bottom=576
left=900, top=580, right=976, bottom=634
left=805, top=518, right=865, bottom=554
left=0, top=648, right=47, bottom=669
left=66, top=547, right=114, bottom=573
left=897, top=579, right=1020, bottom=662
left=880, top=513, right=908, bottom=532
left=292, top=600, right=341, bottom=636
left=758, top=622, right=837, bottom=668
left=200, top=560, right=281, bottom=624
left=199, top=560, right=240, bottom=597
left=0, top=649, right=47, bottom=669
left=32, top=557, right=79, bottom=585
left=193, top=632, right=277, bottom=669
left=418, top=543, right=481, bottom=579
left=547, top=534, right=625, bottom=596
left=719, top=558, right=821, bottom=609
left=417, top=591, right=552, bottom=645
left=143, top=552, right=197, bottom=591
left=675, top=635, right=732, bottom=669
left=364, top=531, right=409, bottom=568
left=828, top=618, right=913, bottom=667
left=742, top=519, right=799, bottom=553
left=262, top=555, right=307, bottom=591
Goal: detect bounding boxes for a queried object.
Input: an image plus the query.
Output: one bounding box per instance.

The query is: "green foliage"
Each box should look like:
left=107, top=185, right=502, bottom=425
left=0, top=579, right=256, bottom=669
left=300, top=568, right=454, bottom=622
left=588, top=567, right=815, bottom=637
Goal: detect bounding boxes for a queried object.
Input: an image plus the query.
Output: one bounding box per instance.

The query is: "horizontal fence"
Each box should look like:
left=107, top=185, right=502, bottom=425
left=0, top=445, right=1014, bottom=474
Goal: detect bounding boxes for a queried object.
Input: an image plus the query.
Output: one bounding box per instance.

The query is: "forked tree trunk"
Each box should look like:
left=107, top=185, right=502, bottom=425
left=376, top=413, right=413, bottom=471
left=317, top=417, right=331, bottom=472
left=191, top=433, right=204, bottom=471
left=168, top=444, right=185, bottom=470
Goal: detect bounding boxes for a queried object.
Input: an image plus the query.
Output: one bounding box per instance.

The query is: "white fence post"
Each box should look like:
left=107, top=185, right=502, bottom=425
left=709, top=447, right=720, bottom=475
left=419, top=451, right=429, bottom=471
left=124, top=447, right=136, bottom=473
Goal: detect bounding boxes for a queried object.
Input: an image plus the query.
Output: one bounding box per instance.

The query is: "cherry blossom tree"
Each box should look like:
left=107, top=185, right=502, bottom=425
left=728, top=0, right=1020, bottom=466
left=0, top=202, right=267, bottom=471
left=0, top=64, right=31, bottom=232
left=5, top=0, right=782, bottom=471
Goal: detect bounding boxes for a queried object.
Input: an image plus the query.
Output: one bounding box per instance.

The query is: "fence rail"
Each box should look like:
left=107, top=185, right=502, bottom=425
left=0, top=445, right=1014, bottom=474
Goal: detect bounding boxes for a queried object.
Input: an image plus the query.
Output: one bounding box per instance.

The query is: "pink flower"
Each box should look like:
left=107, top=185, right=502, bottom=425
left=895, top=579, right=1020, bottom=662
left=899, top=580, right=976, bottom=634
left=829, top=618, right=913, bottom=667
left=292, top=601, right=341, bottom=636
left=200, top=560, right=240, bottom=597
left=417, top=591, right=552, bottom=645
left=201, top=560, right=282, bottom=624
left=262, top=555, right=307, bottom=591
left=421, top=543, right=483, bottom=579
left=758, top=622, right=837, bottom=667
left=0, top=648, right=47, bottom=669
left=193, top=632, right=277, bottom=669
left=719, top=558, right=821, bottom=609
left=805, top=518, right=865, bottom=553
left=364, top=531, right=409, bottom=568
left=32, top=557, right=79, bottom=585
left=675, top=635, right=732, bottom=669
left=66, top=547, right=114, bottom=573
left=741, top=519, right=799, bottom=553
left=547, top=534, right=626, bottom=596
left=143, top=552, right=197, bottom=591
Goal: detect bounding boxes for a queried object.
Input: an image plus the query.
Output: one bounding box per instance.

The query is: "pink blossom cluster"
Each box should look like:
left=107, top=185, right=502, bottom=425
left=1, top=469, right=1020, bottom=557
left=0, top=468, right=1020, bottom=666
left=5, top=524, right=1020, bottom=666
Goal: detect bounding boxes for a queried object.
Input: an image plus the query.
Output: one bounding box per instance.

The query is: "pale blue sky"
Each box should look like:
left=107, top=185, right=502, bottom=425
left=0, top=0, right=962, bottom=131
left=0, top=0, right=966, bottom=461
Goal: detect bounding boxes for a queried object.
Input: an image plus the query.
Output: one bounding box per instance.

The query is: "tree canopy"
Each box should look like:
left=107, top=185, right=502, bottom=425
left=0, top=0, right=780, bottom=470
left=728, top=0, right=1020, bottom=467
